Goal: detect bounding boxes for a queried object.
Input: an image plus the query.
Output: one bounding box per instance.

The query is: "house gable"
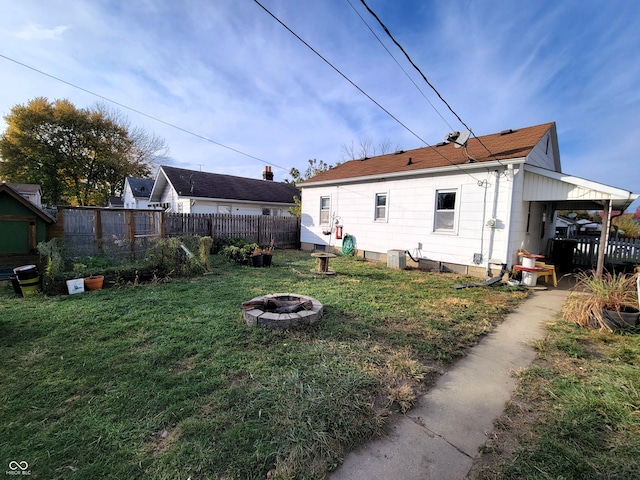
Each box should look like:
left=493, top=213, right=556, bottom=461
left=0, top=183, right=54, bottom=254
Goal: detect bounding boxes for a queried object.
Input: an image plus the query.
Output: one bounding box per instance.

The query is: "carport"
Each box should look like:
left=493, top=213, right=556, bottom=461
left=523, top=165, right=638, bottom=275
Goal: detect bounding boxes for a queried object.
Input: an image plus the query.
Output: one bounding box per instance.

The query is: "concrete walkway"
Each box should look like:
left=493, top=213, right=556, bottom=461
left=330, top=286, right=570, bottom=480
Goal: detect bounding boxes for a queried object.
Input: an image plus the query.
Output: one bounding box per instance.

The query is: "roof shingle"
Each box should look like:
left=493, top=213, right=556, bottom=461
left=302, top=122, right=554, bottom=184
left=161, top=166, right=299, bottom=204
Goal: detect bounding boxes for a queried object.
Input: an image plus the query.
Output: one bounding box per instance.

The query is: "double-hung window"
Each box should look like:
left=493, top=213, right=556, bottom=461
left=320, top=196, right=330, bottom=225
left=374, top=193, right=387, bottom=221
left=434, top=190, right=457, bottom=231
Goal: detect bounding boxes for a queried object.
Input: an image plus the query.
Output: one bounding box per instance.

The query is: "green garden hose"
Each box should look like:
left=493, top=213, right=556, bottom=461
left=341, top=233, right=355, bottom=255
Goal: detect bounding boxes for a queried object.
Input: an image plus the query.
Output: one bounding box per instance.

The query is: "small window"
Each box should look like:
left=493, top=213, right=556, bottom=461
left=262, top=208, right=271, bottom=216
left=435, top=190, right=456, bottom=231
left=320, top=196, right=330, bottom=225
left=218, top=205, right=231, bottom=214
left=374, top=193, right=387, bottom=221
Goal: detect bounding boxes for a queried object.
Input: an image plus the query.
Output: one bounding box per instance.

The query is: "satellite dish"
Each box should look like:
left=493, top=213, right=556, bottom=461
left=454, top=129, right=471, bottom=148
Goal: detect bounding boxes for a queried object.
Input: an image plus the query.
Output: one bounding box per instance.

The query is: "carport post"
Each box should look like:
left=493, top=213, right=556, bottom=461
left=596, top=199, right=611, bottom=277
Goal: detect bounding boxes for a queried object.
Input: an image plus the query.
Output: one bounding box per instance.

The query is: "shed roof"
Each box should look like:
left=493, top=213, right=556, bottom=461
left=301, top=122, right=555, bottom=185
left=150, top=166, right=299, bottom=204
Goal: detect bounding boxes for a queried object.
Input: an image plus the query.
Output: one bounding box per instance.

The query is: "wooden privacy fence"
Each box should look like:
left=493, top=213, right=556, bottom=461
left=48, top=208, right=300, bottom=261
left=164, top=213, right=300, bottom=248
left=49, top=207, right=164, bottom=261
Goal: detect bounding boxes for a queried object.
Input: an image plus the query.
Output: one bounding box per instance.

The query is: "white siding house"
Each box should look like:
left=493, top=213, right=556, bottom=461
left=299, top=122, right=637, bottom=277
left=148, top=165, right=299, bottom=216
left=123, top=177, right=156, bottom=209
left=7, top=183, right=42, bottom=208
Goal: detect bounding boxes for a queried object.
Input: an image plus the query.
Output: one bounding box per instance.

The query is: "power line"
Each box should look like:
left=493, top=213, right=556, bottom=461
left=357, top=0, right=505, bottom=166
left=344, top=0, right=454, bottom=131
left=252, top=0, right=485, bottom=183
left=0, top=53, right=289, bottom=173
left=252, top=0, right=429, bottom=147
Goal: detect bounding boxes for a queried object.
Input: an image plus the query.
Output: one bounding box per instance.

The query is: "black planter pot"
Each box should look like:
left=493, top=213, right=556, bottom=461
left=262, top=254, right=272, bottom=267
left=601, top=307, right=639, bottom=331
left=249, top=254, right=264, bottom=268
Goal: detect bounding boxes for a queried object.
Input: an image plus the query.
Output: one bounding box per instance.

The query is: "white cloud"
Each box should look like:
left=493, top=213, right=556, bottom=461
left=13, top=24, right=69, bottom=40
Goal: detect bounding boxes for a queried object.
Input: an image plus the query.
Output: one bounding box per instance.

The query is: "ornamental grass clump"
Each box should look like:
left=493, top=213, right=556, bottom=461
left=561, top=270, right=638, bottom=331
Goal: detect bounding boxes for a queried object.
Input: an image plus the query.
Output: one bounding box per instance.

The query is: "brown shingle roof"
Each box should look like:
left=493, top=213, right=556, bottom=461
left=302, top=122, right=554, bottom=184
left=161, top=166, right=299, bottom=204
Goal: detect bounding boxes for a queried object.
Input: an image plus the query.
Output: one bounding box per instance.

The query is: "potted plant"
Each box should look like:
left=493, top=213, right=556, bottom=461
left=249, top=246, right=263, bottom=268
left=562, top=270, right=639, bottom=331
left=262, top=239, right=274, bottom=267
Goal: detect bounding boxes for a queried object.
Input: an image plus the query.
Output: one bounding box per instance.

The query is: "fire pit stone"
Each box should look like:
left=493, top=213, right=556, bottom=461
left=242, top=293, right=323, bottom=329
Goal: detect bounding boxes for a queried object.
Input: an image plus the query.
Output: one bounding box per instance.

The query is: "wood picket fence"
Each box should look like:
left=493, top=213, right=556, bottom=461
left=571, top=236, right=640, bottom=268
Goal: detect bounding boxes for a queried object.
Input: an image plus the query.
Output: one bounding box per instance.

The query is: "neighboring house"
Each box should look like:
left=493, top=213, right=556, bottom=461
left=122, top=177, right=156, bottom=209
left=108, top=196, right=124, bottom=208
left=299, top=122, right=638, bottom=276
left=555, top=214, right=578, bottom=238
left=7, top=183, right=42, bottom=208
left=0, top=183, right=55, bottom=255
left=148, top=165, right=299, bottom=216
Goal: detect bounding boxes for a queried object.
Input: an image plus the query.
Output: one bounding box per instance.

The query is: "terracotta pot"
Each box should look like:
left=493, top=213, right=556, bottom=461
left=84, top=275, right=104, bottom=291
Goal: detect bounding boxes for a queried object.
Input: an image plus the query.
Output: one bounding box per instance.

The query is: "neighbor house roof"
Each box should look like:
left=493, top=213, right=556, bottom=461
left=0, top=183, right=55, bottom=223
left=125, top=177, right=155, bottom=199
left=108, top=196, right=124, bottom=208
left=302, top=122, right=556, bottom=185
left=150, top=166, right=300, bottom=204
left=6, top=183, right=42, bottom=195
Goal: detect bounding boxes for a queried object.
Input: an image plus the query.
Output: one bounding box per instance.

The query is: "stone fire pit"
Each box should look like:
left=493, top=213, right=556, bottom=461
left=242, top=293, right=323, bottom=329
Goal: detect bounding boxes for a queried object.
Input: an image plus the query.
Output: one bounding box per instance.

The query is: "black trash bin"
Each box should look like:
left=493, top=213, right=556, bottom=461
left=551, top=239, right=577, bottom=272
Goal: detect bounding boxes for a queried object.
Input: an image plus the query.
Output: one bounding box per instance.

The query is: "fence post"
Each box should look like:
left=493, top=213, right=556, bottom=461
left=95, top=209, right=103, bottom=255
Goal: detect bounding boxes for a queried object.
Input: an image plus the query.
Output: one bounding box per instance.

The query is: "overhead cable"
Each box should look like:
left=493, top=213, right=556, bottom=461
left=0, top=53, right=287, bottom=172
left=253, top=0, right=484, bottom=182
left=358, top=0, right=505, bottom=166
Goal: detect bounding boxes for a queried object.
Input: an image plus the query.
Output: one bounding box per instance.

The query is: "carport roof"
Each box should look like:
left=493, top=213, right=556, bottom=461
left=523, top=164, right=638, bottom=211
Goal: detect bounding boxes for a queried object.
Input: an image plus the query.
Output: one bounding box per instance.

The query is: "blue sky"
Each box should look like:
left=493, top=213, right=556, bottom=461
left=1, top=1, right=638, bottom=211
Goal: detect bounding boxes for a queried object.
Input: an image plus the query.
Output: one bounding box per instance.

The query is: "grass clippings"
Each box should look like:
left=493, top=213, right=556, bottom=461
left=0, top=249, right=527, bottom=479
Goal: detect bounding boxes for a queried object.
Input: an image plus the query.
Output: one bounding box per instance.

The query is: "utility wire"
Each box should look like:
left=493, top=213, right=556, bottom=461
left=344, top=0, right=454, bottom=131
left=253, top=0, right=428, bottom=147
left=0, top=53, right=289, bottom=173
left=358, top=0, right=506, bottom=166
left=253, top=0, right=484, bottom=183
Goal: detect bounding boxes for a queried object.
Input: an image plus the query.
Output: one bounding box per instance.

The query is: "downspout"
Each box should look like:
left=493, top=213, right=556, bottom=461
left=486, top=171, right=500, bottom=276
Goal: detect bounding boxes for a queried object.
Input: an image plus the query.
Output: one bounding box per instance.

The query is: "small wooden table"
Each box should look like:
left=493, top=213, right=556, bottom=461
left=311, top=252, right=337, bottom=275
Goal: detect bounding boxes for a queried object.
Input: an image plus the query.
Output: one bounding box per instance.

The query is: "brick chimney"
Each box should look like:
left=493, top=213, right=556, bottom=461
left=262, top=165, right=274, bottom=181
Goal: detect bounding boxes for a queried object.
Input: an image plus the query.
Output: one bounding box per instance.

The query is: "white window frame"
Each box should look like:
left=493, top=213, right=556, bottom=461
left=434, top=189, right=458, bottom=233
left=374, top=192, right=388, bottom=222
left=320, top=196, right=330, bottom=225
left=218, top=205, right=232, bottom=214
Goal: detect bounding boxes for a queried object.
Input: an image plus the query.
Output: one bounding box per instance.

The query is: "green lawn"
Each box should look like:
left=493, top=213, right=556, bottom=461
left=1, top=250, right=527, bottom=479
left=471, top=320, right=640, bottom=479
